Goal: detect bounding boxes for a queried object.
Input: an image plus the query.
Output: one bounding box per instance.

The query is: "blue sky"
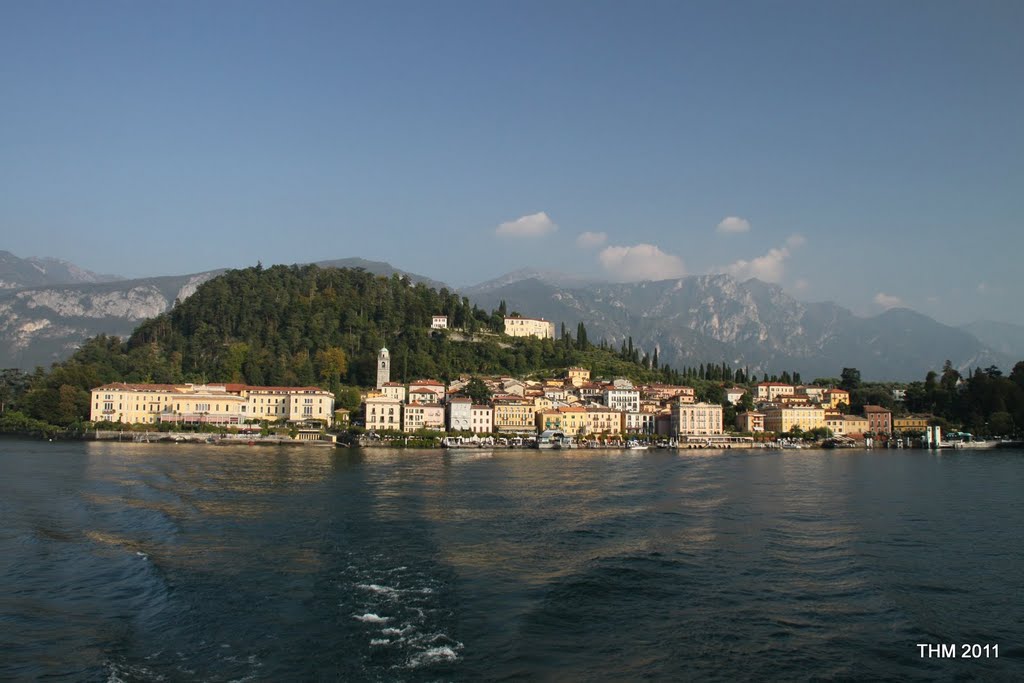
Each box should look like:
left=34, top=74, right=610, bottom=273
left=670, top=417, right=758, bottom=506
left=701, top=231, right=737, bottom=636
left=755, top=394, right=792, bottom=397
left=2, top=1, right=1021, bottom=325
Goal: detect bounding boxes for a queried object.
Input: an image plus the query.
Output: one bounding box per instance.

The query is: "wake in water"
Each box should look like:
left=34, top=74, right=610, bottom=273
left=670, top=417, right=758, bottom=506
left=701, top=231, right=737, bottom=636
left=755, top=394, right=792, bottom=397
left=342, top=552, right=464, bottom=672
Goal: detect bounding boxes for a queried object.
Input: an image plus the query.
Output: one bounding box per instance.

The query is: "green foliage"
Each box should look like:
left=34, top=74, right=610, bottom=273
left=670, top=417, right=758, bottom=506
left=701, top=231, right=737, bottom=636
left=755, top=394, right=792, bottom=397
left=0, top=369, right=31, bottom=412
left=0, top=410, right=61, bottom=437
left=334, top=386, right=362, bottom=413
left=18, top=265, right=682, bottom=424
left=840, top=367, right=862, bottom=391
left=464, top=378, right=492, bottom=404
left=903, top=362, right=1024, bottom=437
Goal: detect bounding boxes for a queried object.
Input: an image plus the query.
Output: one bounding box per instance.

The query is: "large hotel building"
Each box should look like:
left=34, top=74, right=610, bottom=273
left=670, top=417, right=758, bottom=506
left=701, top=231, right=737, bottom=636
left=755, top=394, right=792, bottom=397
left=503, top=316, right=555, bottom=340
left=90, top=383, right=335, bottom=426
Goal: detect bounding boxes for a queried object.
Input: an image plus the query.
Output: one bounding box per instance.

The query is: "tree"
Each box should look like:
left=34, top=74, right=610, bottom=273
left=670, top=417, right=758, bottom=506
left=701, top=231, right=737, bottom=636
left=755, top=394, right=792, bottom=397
left=840, top=367, right=861, bottom=391
left=334, top=386, right=362, bottom=413
left=989, top=411, right=1014, bottom=437
left=464, top=378, right=492, bottom=404
left=315, top=347, right=348, bottom=385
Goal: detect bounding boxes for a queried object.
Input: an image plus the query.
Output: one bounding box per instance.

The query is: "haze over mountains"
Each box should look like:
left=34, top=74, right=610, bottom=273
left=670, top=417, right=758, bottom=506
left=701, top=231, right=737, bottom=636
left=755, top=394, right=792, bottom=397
left=0, top=251, right=1019, bottom=380
left=0, top=250, right=123, bottom=290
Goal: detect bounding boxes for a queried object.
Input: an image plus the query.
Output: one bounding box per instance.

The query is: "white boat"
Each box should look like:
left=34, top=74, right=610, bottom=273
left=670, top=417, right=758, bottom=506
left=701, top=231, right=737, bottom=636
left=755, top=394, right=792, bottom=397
left=626, top=440, right=649, bottom=450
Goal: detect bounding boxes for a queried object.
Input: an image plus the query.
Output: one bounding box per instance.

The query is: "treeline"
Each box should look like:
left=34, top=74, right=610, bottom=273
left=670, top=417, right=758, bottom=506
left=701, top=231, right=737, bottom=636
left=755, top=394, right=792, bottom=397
left=903, top=361, right=1024, bottom=436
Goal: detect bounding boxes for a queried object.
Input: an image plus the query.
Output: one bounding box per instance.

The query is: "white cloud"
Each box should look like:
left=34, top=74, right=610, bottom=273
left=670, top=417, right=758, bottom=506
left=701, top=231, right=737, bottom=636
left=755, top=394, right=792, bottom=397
left=722, top=234, right=806, bottom=284
left=495, top=211, right=558, bottom=238
left=716, top=216, right=751, bottom=234
left=575, top=231, right=608, bottom=249
left=874, top=292, right=903, bottom=309
left=598, top=243, right=686, bottom=282
left=792, top=278, right=810, bottom=292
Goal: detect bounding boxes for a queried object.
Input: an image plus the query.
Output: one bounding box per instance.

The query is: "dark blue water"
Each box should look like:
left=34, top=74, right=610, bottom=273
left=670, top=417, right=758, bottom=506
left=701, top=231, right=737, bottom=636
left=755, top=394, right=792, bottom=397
left=1, top=440, right=1022, bottom=681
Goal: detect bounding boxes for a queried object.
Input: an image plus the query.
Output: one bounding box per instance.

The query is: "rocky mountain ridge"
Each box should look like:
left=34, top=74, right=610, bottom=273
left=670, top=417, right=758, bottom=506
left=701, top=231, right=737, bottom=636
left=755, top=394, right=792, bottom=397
left=0, top=253, right=1014, bottom=380
left=462, top=274, right=1011, bottom=381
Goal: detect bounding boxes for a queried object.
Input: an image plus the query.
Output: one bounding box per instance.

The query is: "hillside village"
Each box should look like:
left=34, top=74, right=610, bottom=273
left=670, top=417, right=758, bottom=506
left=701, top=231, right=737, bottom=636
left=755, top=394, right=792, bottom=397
left=87, top=314, right=931, bottom=448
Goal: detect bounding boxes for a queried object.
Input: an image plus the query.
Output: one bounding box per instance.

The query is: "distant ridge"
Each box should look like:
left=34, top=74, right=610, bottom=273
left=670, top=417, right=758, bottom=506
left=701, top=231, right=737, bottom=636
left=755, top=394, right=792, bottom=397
left=462, top=272, right=1013, bottom=381
left=0, top=250, right=123, bottom=290
left=463, top=268, right=600, bottom=294
left=0, top=254, right=1016, bottom=380
left=312, top=258, right=450, bottom=291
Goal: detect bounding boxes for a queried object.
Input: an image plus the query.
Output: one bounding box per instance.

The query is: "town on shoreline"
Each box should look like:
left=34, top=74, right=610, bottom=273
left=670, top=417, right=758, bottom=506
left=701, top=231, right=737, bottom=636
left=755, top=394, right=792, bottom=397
left=4, top=310, right=1019, bottom=450
left=82, top=340, right=958, bottom=450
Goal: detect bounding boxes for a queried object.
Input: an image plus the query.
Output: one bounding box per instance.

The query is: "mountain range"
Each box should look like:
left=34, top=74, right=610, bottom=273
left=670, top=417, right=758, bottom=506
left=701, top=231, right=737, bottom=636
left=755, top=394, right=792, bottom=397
left=462, top=272, right=1013, bottom=381
left=0, top=250, right=123, bottom=290
left=0, top=251, right=1019, bottom=380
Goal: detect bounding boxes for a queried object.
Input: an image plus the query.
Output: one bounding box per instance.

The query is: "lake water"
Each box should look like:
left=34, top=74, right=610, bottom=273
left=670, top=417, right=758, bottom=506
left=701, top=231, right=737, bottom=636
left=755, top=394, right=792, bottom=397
left=1, top=439, right=1022, bottom=681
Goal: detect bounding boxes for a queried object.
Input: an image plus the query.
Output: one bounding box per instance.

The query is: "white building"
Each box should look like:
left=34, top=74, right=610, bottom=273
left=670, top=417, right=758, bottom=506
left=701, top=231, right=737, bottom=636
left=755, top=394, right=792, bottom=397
left=503, top=316, right=555, bottom=340
left=90, top=383, right=335, bottom=426
left=403, top=403, right=445, bottom=432
left=470, top=405, right=493, bottom=434
left=365, top=396, right=402, bottom=432
left=625, top=411, right=657, bottom=434
left=431, top=315, right=448, bottom=330
left=447, top=398, right=472, bottom=431
left=725, top=387, right=747, bottom=405
left=380, top=382, right=406, bottom=402
left=604, top=388, right=641, bottom=413
left=409, top=380, right=446, bottom=402
left=670, top=402, right=724, bottom=436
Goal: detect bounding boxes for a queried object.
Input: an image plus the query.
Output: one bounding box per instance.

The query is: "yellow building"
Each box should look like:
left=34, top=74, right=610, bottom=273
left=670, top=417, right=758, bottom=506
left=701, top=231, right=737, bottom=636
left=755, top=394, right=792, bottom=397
left=567, top=367, right=591, bottom=387
left=503, top=316, right=555, bottom=339
left=671, top=402, right=724, bottom=436
left=755, top=383, right=795, bottom=402
left=825, top=414, right=869, bottom=436
left=532, top=396, right=554, bottom=412
left=493, top=396, right=538, bottom=433
left=893, top=416, right=929, bottom=433
left=585, top=406, right=624, bottom=437
left=736, top=411, right=765, bottom=433
left=763, top=405, right=825, bottom=434
left=90, top=383, right=334, bottom=426
left=536, top=406, right=623, bottom=437
left=822, top=388, right=850, bottom=410
left=536, top=406, right=588, bottom=436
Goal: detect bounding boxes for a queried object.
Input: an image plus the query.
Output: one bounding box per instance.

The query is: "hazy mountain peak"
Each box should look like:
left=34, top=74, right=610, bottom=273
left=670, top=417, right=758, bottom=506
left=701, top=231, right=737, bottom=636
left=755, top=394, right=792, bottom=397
left=0, top=251, right=123, bottom=289
left=465, top=268, right=603, bottom=294
left=312, top=257, right=449, bottom=290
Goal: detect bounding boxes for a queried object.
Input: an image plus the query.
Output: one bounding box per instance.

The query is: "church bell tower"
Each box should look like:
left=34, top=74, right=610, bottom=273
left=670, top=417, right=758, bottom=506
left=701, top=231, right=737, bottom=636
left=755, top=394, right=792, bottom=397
left=376, top=347, right=390, bottom=388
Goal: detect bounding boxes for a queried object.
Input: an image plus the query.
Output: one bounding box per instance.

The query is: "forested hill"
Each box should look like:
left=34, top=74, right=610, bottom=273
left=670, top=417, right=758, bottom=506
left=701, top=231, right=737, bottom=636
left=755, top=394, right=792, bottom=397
left=128, top=263, right=671, bottom=387
left=127, top=263, right=488, bottom=388
left=10, top=265, right=688, bottom=426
